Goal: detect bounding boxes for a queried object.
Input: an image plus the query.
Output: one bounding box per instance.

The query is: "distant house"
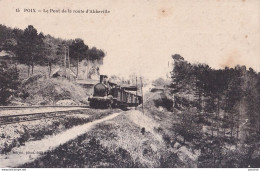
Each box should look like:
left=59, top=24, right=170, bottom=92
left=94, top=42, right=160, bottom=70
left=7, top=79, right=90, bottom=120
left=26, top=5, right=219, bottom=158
left=76, top=79, right=99, bottom=85
left=50, top=67, right=77, bottom=80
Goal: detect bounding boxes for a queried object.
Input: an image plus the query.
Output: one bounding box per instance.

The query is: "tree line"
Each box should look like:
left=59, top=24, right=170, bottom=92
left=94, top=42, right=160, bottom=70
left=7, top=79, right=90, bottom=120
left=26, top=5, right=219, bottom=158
left=170, top=54, right=260, bottom=167
left=0, top=24, right=105, bottom=77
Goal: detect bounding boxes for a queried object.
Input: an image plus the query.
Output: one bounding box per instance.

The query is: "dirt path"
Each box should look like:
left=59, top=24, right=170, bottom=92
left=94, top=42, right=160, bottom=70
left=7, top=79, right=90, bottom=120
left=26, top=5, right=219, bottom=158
left=0, top=112, right=121, bottom=168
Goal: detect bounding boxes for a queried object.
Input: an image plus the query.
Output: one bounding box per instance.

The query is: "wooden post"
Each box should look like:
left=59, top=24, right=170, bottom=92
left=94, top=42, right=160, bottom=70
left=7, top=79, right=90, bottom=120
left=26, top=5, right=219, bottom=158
left=27, top=64, right=30, bottom=77
left=31, top=57, right=34, bottom=75
left=68, top=47, right=71, bottom=80
left=237, top=100, right=241, bottom=140
left=64, top=47, right=67, bottom=79
left=136, top=77, right=138, bottom=104
left=76, top=57, right=79, bottom=78
left=140, top=77, right=144, bottom=113
left=68, top=47, right=70, bottom=70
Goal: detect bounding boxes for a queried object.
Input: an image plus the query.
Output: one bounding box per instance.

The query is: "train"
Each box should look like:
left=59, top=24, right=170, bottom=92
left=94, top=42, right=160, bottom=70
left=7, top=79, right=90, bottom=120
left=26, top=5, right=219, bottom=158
left=88, top=75, right=142, bottom=109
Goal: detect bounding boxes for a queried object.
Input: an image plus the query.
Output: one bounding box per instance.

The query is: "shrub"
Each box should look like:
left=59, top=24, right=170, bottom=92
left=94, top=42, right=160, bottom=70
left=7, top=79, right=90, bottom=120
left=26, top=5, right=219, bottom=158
left=0, top=61, right=20, bottom=104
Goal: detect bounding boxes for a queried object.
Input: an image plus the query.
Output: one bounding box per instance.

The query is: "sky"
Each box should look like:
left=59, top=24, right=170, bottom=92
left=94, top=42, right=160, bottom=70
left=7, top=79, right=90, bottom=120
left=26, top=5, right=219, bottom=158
left=0, top=0, right=259, bottom=80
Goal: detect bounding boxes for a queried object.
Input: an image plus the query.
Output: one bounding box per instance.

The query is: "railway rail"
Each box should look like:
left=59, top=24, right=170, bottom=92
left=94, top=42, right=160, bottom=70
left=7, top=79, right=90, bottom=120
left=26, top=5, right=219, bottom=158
left=0, top=105, right=88, bottom=109
left=0, top=106, right=90, bottom=125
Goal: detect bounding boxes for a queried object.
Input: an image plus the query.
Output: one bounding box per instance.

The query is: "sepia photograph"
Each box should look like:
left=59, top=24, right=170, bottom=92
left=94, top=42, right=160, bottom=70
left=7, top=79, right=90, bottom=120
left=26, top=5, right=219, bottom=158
left=0, top=0, right=259, bottom=169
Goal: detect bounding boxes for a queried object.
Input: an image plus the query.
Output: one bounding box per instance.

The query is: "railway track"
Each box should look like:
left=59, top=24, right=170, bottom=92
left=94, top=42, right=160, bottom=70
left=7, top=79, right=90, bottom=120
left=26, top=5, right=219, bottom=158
left=0, top=105, right=88, bottom=109
left=0, top=106, right=90, bottom=125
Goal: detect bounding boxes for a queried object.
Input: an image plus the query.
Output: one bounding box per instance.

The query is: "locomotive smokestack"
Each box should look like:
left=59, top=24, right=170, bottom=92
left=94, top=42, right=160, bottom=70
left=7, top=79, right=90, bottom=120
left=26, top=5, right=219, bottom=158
left=100, top=75, right=108, bottom=83
left=100, top=75, right=103, bottom=83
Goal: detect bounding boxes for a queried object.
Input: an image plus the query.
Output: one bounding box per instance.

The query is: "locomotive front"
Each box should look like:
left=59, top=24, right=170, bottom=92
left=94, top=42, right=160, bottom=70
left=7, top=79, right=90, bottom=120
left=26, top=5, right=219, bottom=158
left=93, top=83, right=108, bottom=97
left=88, top=75, right=113, bottom=108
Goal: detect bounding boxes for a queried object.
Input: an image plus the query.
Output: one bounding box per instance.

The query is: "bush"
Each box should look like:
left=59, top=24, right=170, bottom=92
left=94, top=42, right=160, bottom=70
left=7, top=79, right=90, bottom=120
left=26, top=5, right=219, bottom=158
left=0, top=61, right=20, bottom=104
left=153, top=92, right=173, bottom=111
left=21, top=136, right=138, bottom=168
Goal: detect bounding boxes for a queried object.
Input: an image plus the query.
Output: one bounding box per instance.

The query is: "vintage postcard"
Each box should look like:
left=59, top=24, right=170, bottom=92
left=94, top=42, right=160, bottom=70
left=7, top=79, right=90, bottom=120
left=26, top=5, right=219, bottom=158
left=0, top=0, right=259, bottom=169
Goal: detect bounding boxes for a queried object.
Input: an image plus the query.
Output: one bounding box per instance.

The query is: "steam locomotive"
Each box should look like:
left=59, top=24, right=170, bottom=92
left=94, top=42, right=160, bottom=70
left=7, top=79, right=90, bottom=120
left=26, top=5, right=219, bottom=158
left=88, top=75, right=142, bottom=109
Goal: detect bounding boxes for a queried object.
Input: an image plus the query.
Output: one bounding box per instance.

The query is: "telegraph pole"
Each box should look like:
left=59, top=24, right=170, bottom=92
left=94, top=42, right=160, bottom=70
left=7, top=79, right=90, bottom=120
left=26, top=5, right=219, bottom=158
left=68, top=47, right=71, bottom=80
left=64, top=47, right=67, bottom=79
left=68, top=47, right=70, bottom=70
left=136, top=77, right=138, bottom=104
left=140, top=77, right=144, bottom=113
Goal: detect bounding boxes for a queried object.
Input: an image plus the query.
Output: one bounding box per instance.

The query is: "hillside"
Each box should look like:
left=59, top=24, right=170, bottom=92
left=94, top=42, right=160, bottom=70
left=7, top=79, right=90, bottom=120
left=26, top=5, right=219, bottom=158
left=0, top=24, right=106, bottom=105
left=16, top=75, right=88, bottom=105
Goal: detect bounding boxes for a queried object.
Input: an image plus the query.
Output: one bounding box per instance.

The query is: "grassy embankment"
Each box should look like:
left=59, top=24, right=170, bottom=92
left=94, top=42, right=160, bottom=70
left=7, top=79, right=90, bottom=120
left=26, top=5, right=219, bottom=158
left=10, top=64, right=92, bottom=105
left=21, top=87, right=200, bottom=168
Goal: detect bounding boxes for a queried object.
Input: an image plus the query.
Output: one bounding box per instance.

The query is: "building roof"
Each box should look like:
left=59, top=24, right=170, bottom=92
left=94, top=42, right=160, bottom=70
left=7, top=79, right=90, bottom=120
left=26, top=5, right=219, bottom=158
left=76, top=79, right=99, bottom=85
left=50, top=67, right=76, bottom=78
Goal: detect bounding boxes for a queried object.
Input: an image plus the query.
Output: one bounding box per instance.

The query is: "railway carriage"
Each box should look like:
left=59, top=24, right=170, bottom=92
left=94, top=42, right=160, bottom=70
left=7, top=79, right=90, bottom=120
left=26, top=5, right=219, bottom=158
left=88, top=75, right=142, bottom=109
